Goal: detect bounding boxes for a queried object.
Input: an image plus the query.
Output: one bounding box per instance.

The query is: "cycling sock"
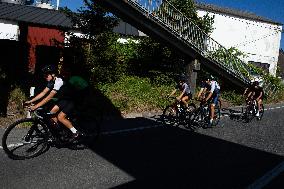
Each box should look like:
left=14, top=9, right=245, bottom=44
left=70, top=127, right=78, bottom=134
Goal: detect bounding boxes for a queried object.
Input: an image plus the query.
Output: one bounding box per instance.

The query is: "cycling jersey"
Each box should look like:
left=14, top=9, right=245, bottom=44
left=46, top=77, right=64, bottom=92
left=209, top=81, right=220, bottom=106
left=209, top=80, right=220, bottom=94
left=176, top=82, right=191, bottom=96
left=253, top=86, right=264, bottom=100
left=55, top=76, right=89, bottom=116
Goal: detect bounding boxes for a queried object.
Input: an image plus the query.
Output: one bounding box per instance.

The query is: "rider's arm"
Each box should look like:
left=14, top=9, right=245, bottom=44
left=169, top=89, right=177, bottom=97
left=256, top=91, right=263, bottom=101
left=205, top=92, right=213, bottom=102
left=178, top=89, right=185, bottom=100
left=26, top=87, right=50, bottom=104
left=197, top=87, right=205, bottom=99
left=33, top=90, right=57, bottom=109
left=243, top=88, right=248, bottom=96
left=205, top=82, right=215, bottom=102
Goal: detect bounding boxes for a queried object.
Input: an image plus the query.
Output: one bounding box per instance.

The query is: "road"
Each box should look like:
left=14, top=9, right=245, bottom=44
left=0, top=103, right=283, bottom=189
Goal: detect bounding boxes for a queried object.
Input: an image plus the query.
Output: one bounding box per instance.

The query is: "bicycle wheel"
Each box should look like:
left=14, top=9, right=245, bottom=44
left=2, top=118, right=50, bottom=160
left=162, top=105, right=178, bottom=126
left=257, top=104, right=264, bottom=120
left=212, top=102, right=221, bottom=126
left=183, top=103, right=196, bottom=129
left=244, top=104, right=255, bottom=123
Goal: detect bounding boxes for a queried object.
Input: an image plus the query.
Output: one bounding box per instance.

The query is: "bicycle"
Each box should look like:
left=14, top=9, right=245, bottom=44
left=242, top=98, right=264, bottom=122
left=162, top=97, right=196, bottom=127
left=2, top=104, right=101, bottom=160
left=189, top=99, right=221, bottom=129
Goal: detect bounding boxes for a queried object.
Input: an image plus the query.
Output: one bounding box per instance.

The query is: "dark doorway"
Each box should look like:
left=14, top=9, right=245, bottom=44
left=0, top=39, right=24, bottom=116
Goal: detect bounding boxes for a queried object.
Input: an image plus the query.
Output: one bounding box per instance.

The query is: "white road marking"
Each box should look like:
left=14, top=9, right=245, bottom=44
left=247, top=161, right=284, bottom=189
left=101, top=124, right=163, bottom=135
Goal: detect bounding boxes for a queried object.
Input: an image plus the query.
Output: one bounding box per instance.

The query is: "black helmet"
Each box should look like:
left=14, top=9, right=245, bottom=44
left=206, top=75, right=215, bottom=81
left=41, top=65, right=57, bottom=75
left=179, top=74, right=187, bottom=82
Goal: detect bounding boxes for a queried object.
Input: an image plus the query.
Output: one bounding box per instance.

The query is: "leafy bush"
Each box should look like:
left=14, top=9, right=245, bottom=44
left=98, top=76, right=174, bottom=113
left=219, top=90, right=244, bottom=106
left=9, top=86, right=27, bottom=113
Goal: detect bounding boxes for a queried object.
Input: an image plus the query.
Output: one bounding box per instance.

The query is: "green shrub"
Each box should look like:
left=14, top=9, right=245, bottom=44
left=221, top=90, right=244, bottom=106
left=9, top=86, right=27, bottom=113
left=98, top=76, right=174, bottom=113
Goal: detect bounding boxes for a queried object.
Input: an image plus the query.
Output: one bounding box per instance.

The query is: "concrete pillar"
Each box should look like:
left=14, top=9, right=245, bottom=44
left=186, top=59, right=200, bottom=96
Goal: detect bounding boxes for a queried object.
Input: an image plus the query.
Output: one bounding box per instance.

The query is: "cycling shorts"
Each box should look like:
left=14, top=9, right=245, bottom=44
left=211, top=89, right=220, bottom=106
left=56, top=99, right=75, bottom=116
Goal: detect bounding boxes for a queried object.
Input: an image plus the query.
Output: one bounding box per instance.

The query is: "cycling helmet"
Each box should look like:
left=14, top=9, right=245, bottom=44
left=250, top=78, right=259, bottom=86
left=41, top=65, right=57, bottom=75
left=179, top=74, right=187, bottom=82
left=206, top=75, right=215, bottom=81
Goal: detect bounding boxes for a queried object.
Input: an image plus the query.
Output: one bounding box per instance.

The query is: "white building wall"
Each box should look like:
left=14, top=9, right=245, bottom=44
left=0, top=19, right=19, bottom=41
left=198, top=10, right=282, bottom=76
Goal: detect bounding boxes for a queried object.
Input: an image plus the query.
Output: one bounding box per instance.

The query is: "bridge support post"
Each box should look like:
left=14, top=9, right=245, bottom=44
left=187, top=59, right=200, bottom=96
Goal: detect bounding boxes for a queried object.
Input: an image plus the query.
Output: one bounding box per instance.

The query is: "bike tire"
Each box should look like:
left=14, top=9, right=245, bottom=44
left=257, top=104, right=264, bottom=120
left=212, top=102, right=221, bottom=126
left=2, top=118, right=50, bottom=160
left=183, top=103, right=196, bottom=129
left=244, top=105, right=255, bottom=123
left=162, top=105, right=178, bottom=126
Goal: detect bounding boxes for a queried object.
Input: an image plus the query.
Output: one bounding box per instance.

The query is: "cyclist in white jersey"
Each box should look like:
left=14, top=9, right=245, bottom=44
left=25, top=65, right=64, bottom=110
left=25, top=65, right=83, bottom=139
left=203, top=75, right=220, bottom=127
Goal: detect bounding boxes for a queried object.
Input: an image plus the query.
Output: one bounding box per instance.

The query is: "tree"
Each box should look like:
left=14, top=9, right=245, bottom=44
left=168, top=0, right=214, bottom=34
left=61, top=0, right=124, bottom=83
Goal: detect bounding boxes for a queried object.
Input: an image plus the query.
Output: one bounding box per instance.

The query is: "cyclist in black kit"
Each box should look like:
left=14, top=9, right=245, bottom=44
left=25, top=65, right=86, bottom=140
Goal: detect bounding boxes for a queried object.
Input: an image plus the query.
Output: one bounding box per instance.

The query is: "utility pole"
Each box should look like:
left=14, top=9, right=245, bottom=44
left=56, top=0, right=60, bottom=10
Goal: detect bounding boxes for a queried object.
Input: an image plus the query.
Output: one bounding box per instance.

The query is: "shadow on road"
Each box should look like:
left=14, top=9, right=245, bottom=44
left=88, top=117, right=283, bottom=188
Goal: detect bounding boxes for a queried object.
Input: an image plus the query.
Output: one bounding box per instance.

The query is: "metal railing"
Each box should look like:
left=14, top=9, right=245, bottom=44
left=128, top=0, right=251, bottom=82
left=114, top=0, right=281, bottom=97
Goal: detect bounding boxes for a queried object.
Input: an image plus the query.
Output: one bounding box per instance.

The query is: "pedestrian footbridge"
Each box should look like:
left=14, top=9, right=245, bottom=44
left=99, top=0, right=279, bottom=96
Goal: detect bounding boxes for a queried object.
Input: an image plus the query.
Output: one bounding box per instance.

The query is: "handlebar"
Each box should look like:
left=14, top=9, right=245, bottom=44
left=22, top=101, right=56, bottom=119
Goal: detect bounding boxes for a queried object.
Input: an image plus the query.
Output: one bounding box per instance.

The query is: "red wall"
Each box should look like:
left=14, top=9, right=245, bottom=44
left=27, top=26, right=64, bottom=73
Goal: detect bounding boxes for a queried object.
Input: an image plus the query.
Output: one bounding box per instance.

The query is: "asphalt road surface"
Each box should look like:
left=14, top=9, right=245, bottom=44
left=0, top=103, right=283, bottom=189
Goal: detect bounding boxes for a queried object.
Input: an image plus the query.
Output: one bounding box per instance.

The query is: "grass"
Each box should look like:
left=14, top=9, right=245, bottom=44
left=98, top=76, right=174, bottom=113
left=7, top=77, right=284, bottom=116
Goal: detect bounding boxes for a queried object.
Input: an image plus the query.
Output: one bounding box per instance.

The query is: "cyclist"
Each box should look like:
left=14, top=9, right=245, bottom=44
left=203, top=75, right=220, bottom=127
left=25, top=65, right=84, bottom=140
left=168, top=75, right=192, bottom=110
left=196, top=79, right=211, bottom=101
left=252, top=79, right=264, bottom=118
left=243, top=79, right=256, bottom=104
left=25, top=65, right=64, bottom=111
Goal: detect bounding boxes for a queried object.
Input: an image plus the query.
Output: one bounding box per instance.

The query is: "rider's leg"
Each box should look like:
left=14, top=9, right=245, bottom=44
left=208, top=93, right=219, bottom=126
left=56, top=100, right=79, bottom=136
left=57, top=111, right=75, bottom=130
left=181, top=96, right=189, bottom=108
left=210, top=103, right=215, bottom=124
left=50, top=105, right=60, bottom=123
left=255, top=99, right=262, bottom=117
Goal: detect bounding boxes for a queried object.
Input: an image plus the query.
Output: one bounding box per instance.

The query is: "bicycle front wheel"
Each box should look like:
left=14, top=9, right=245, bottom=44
left=2, top=118, right=50, bottom=160
left=162, top=105, right=178, bottom=126
left=257, top=104, right=264, bottom=120
left=212, top=102, right=221, bottom=126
